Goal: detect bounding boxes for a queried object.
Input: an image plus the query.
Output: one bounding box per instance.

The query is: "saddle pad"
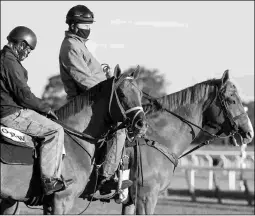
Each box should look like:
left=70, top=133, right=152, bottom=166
left=0, top=140, right=34, bottom=165
left=1, top=125, right=35, bottom=147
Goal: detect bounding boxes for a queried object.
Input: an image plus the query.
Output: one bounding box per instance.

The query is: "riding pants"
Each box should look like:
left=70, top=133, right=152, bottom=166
left=0, top=109, right=65, bottom=180
left=101, top=124, right=126, bottom=178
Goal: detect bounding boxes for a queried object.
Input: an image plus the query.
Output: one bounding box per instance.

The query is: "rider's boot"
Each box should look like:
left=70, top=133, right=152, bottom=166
left=98, top=175, right=133, bottom=195
left=42, top=177, right=73, bottom=195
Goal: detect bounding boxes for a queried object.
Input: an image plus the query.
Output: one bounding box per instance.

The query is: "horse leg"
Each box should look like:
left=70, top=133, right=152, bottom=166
left=43, top=198, right=53, bottom=215
left=144, top=193, right=158, bottom=214
left=43, top=203, right=52, bottom=215
left=135, top=188, right=159, bottom=215
left=121, top=199, right=135, bottom=215
left=51, top=193, right=75, bottom=215
left=0, top=200, right=20, bottom=215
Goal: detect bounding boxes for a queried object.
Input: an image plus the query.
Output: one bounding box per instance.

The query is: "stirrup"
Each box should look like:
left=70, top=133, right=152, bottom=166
left=60, top=175, right=73, bottom=189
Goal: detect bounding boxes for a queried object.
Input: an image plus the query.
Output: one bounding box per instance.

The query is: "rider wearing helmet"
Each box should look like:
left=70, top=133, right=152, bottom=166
left=59, top=5, right=132, bottom=197
left=60, top=4, right=110, bottom=100
left=1, top=26, right=73, bottom=195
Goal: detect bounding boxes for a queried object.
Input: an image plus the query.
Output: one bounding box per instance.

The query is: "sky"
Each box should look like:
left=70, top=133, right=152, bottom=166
left=1, top=1, right=254, bottom=102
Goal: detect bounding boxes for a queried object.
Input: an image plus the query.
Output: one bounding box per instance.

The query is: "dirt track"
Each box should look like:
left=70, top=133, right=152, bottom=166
left=18, top=196, right=254, bottom=215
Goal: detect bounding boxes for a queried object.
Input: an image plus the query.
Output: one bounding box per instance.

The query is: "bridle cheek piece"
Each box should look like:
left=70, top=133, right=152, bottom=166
left=108, top=77, right=145, bottom=133
left=218, top=88, right=247, bottom=138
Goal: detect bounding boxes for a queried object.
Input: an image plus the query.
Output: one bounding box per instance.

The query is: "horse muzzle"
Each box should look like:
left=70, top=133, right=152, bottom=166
left=239, top=130, right=254, bottom=145
left=238, top=116, right=254, bottom=145
left=125, top=107, right=148, bottom=137
left=133, top=118, right=148, bottom=137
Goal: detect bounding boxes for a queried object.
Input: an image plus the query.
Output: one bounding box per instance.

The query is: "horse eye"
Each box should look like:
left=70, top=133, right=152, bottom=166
left=118, top=91, right=125, bottom=98
left=228, top=98, right=236, bottom=104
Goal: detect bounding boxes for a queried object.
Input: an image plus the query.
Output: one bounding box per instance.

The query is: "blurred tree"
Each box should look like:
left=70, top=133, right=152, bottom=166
left=41, top=66, right=168, bottom=108
left=124, top=66, right=167, bottom=104
left=243, top=101, right=254, bottom=127
left=124, top=66, right=169, bottom=141
left=42, top=75, right=67, bottom=110
left=243, top=101, right=254, bottom=145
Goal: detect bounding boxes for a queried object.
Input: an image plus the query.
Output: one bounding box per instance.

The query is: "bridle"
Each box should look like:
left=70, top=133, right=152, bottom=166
left=217, top=85, right=248, bottom=137
left=108, top=76, right=144, bottom=133
left=142, top=82, right=248, bottom=159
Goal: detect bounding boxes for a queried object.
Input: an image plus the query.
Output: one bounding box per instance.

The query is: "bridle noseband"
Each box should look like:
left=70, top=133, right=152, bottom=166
left=108, top=76, right=144, bottom=132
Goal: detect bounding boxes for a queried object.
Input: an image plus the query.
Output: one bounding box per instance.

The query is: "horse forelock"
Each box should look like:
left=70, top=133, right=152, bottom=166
left=56, top=79, right=111, bottom=120
left=146, top=79, right=221, bottom=114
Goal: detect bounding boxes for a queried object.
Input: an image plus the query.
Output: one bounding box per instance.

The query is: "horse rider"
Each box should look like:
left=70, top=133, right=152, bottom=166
left=0, top=26, right=73, bottom=195
left=59, top=4, right=132, bottom=194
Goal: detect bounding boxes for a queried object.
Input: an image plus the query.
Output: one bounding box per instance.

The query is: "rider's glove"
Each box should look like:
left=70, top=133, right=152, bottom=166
left=102, top=63, right=112, bottom=79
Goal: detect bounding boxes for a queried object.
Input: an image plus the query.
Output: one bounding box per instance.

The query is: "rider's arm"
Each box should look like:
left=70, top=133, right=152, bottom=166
left=4, top=58, right=51, bottom=114
left=60, top=47, right=100, bottom=90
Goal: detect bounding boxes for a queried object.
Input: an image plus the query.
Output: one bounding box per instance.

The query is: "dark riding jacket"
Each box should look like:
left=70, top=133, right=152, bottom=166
left=0, top=46, right=51, bottom=118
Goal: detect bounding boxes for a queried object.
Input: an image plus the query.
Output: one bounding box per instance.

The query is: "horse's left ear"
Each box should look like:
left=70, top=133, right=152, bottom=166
left=114, top=64, right=122, bottom=79
left=222, top=69, right=230, bottom=85
left=130, top=65, right=140, bottom=79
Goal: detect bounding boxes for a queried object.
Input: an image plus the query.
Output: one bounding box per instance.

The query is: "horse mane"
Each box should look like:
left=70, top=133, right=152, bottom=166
left=56, top=78, right=110, bottom=120
left=144, top=78, right=220, bottom=113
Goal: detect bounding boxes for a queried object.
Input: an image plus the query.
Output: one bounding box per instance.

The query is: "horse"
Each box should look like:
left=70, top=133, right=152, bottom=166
left=0, top=65, right=148, bottom=215
left=121, top=70, right=254, bottom=214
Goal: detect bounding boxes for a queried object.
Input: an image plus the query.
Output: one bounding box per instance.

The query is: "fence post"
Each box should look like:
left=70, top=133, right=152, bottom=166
left=185, top=169, right=196, bottom=202
left=205, top=155, right=213, bottom=190
left=228, top=170, right=236, bottom=190
left=239, top=144, right=247, bottom=191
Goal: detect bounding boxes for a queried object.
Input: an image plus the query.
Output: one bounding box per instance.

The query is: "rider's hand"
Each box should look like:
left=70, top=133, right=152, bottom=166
left=102, top=63, right=112, bottom=79
left=47, top=109, right=58, bottom=120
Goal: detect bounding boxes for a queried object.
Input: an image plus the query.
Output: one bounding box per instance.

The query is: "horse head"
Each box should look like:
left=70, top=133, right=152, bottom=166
left=203, top=70, right=254, bottom=145
left=108, top=64, right=147, bottom=137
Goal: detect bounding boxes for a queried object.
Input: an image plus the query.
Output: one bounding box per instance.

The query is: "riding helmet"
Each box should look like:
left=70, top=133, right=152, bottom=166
left=66, top=5, right=94, bottom=25
left=7, top=26, right=37, bottom=50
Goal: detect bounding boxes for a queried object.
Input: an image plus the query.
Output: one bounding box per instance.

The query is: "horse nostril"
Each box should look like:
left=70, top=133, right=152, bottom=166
left=136, top=120, right=143, bottom=128
left=246, top=131, right=253, bottom=139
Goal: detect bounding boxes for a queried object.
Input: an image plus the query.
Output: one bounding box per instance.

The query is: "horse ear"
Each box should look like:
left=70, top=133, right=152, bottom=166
left=130, top=65, right=140, bottom=79
left=114, top=64, right=121, bottom=79
left=222, top=69, right=229, bottom=85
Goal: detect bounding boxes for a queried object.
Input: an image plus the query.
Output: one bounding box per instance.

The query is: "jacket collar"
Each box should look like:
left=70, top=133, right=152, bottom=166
left=65, top=31, right=89, bottom=43
left=3, top=45, right=19, bottom=61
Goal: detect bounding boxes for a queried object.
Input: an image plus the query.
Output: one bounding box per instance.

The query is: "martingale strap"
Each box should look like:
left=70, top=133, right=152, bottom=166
left=138, top=138, right=179, bottom=168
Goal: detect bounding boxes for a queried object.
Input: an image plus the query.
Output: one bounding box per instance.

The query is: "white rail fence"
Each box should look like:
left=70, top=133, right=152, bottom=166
left=160, top=146, right=254, bottom=205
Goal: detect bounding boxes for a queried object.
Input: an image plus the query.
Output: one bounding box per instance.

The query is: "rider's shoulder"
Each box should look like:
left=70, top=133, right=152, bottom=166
left=2, top=52, right=19, bottom=69
left=1, top=47, right=17, bottom=62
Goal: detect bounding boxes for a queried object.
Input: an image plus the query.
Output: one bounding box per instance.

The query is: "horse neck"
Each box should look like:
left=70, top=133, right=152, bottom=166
left=145, top=83, right=217, bottom=156
left=84, top=98, right=111, bottom=138
left=57, top=81, right=112, bottom=138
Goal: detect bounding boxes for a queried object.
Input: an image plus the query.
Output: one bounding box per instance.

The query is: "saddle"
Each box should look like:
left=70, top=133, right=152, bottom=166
left=0, top=125, right=38, bottom=165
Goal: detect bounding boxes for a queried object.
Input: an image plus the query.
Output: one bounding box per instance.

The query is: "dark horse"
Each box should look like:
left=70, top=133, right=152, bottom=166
left=122, top=70, right=254, bottom=214
left=0, top=65, right=148, bottom=214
